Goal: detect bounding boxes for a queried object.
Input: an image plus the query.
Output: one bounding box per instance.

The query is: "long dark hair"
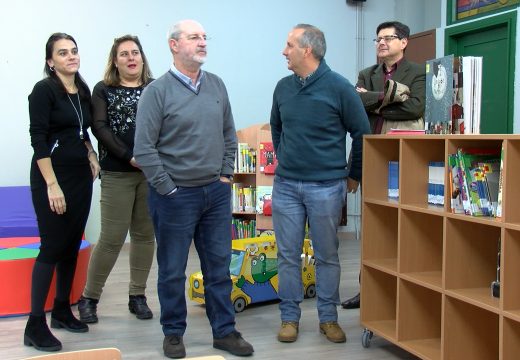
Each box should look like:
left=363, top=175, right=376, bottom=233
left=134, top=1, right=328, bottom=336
left=44, top=32, right=90, bottom=99
left=104, top=35, right=153, bottom=87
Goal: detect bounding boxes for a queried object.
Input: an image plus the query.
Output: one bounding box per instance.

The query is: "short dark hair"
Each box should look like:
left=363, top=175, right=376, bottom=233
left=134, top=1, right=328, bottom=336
left=376, top=21, right=410, bottom=39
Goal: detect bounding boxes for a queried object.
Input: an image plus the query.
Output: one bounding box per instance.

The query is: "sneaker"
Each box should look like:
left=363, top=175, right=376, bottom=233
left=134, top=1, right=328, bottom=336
left=163, top=335, right=185, bottom=359
left=128, top=295, right=153, bottom=320
left=77, top=296, right=98, bottom=324
left=319, top=322, right=347, bottom=343
left=213, top=331, right=254, bottom=356
left=277, top=321, right=299, bottom=342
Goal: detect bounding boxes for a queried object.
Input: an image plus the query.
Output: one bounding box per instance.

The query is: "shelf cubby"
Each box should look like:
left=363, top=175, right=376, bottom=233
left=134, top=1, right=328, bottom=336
left=504, top=139, right=520, bottom=225
left=363, top=137, right=399, bottom=202
left=502, top=317, right=520, bottom=360
left=397, top=279, right=441, bottom=360
left=399, top=210, right=443, bottom=290
left=399, top=137, right=445, bottom=210
left=444, top=217, right=501, bottom=311
left=361, top=267, right=397, bottom=341
left=444, top=296, right=499, bottom=360
left=362, top=203, right=398, bottom=274
left=503, top=228, right=520, bottom=316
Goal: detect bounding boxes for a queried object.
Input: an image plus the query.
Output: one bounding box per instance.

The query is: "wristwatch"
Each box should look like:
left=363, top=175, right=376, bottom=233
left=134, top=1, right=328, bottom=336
left=222, top=174, right=234, bottom=181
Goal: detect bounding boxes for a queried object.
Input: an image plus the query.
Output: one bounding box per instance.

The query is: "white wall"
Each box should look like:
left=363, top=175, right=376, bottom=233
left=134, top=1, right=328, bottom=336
left=0, top=0, right=373, bottom=241
left=4, top=0, right=512, bottom=240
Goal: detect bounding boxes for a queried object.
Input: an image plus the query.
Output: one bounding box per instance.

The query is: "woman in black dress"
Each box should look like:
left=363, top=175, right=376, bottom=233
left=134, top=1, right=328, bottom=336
left=25, top=32, right=100, bottom=352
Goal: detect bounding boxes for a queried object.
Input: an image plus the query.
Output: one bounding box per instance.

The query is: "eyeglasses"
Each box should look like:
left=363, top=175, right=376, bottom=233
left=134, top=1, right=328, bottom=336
left=373, top=35, right=400, bottom=44
left=181, top=34, right=210, bottom=42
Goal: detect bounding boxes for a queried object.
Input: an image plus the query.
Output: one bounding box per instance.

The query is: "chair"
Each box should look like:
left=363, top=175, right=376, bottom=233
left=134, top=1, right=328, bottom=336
left=23, top=347, right=121, bottom=360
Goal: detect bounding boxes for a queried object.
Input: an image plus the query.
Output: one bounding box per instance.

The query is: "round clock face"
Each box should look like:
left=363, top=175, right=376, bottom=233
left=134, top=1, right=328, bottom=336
left=432, top=64, right=447, bottom=100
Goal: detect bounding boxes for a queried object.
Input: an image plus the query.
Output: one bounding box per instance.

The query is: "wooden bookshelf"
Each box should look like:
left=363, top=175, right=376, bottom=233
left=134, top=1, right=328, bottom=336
left=234, top=123, right=274, bottom=234
left=361, top=134, right=520, bottom=360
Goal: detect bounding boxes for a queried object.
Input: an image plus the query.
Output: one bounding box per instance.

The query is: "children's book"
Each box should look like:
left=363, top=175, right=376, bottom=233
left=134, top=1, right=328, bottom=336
left=256, top=186, right=273, bottom=216
left=259, top=142, right=277, bottom=175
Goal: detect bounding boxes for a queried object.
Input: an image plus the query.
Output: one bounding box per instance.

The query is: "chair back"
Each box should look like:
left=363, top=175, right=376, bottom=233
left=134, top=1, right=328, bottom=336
left=24, top=347, right=122, bottom=360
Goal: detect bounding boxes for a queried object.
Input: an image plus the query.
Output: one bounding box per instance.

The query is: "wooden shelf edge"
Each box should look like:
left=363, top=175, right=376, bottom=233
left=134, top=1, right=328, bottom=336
left=445, top=212, right=504, bottom=227
left=362, top=197, right=400, bottom=208
left=362, top=259, right=398, bottom=276
left=400, top=203, right=445, bottom=215
left=502, top=310, right=520, bottom=323
left=361, top=320, right=397, bottom=343
left=400, top=272, right=443, bottom=292
left=398, top=338, right=442, bottom=360
left=445, top=288, right=500, bottom=314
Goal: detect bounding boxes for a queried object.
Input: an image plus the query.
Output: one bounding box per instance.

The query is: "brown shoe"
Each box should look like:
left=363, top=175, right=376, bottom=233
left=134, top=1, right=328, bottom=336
left=319, top=322, right=346, bottom=343
left=278, top=321, right=299, bottom=342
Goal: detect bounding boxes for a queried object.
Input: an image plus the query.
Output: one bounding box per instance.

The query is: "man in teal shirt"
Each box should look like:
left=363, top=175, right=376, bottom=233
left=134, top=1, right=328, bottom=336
left=270, top=23, right=370, bottom=344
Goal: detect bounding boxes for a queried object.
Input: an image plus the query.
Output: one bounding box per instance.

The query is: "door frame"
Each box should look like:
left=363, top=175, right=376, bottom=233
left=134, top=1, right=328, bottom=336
left=445, top=11, right=517, bottom=133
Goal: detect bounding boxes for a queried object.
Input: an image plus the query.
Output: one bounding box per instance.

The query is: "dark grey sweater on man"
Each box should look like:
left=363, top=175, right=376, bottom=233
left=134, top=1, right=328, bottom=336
left=134, top=70, right=237, bottom=195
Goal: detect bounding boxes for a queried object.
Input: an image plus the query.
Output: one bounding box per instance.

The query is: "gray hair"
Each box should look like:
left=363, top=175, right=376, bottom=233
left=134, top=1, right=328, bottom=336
left=167, top=22, right=183, bottom=41
left=294, top=24, right=326, bottom=60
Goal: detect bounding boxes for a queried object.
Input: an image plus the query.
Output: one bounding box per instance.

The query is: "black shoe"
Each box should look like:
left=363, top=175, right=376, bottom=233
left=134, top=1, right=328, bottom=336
left=341, top=293, right=360, bottom=309
left=51, top=299, right=89, bottom=333
left=163, top=335, right=186, bottom=359
left=129, top=295, right=153, bottom=320
left=78, top=296, right=98, bottom=323
left=213, top=331, right=254, bottom=357
left=24, top=314, right=62, bottom=352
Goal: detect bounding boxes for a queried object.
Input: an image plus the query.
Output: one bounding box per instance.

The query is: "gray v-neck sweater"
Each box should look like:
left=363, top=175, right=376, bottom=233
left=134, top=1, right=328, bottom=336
left=134, top=70, right=237, bottom=195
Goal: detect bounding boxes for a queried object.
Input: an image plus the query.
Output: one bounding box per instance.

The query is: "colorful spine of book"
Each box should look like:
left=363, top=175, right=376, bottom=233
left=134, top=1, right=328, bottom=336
left=496, top=145, right=505, bottom=218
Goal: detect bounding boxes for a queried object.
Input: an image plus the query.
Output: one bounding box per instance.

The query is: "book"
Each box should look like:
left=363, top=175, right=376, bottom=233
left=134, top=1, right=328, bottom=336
left=259, top=142, right=277, bottom=175
left=428, top=161, right=445, bottom=206
left=388, top=161, right=399, bottom=199
left=425, top=55, right=482, bottom=134
left=496, top=145, right=505, bottom=218
left=256, top=186, right=273, bottom=216
left=425, top=55, right=455, bottom=134
left=448, top=154, right=465, bottom=214
left=387, top=129, right=426, bottom=135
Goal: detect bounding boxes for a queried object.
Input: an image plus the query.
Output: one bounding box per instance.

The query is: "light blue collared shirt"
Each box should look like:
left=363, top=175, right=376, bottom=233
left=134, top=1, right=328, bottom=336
left=170, top=63, right=204, bottom=92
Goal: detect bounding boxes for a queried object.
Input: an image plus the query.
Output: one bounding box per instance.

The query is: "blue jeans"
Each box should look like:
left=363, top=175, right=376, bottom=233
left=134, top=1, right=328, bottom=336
left=272, top=175, right=346, bottom=323
left=148, top=180, right=236, bottom=338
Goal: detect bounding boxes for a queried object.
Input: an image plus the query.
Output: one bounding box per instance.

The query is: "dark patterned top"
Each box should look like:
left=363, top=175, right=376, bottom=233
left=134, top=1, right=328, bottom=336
left=91, top=80, right=152, bottom=172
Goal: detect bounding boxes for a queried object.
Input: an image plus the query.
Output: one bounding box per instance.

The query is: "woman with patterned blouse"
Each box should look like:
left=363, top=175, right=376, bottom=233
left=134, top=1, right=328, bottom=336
left=78, top=35, right=155, bottom=324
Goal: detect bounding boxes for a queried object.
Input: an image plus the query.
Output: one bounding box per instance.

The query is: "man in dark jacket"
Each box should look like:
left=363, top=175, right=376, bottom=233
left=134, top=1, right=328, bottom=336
left=342, top=20, right=425, bottom=310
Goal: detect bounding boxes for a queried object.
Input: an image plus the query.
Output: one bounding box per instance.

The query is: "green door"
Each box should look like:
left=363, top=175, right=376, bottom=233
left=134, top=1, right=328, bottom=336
left=446, top=12, right=516, bottom=134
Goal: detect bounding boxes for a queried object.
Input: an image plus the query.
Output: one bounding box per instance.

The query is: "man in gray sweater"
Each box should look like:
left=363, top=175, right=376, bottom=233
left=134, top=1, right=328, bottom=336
left=134, top=19, right=253, bottom=359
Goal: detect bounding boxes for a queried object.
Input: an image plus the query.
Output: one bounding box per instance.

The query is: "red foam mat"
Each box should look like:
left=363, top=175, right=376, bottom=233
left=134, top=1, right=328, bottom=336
left=0, top=244, right=91, bottom=317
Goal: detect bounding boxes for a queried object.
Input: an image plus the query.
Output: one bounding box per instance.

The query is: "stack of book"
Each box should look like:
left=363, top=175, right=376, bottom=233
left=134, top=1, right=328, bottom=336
left=232, top=183, right=255, bottom=213
left=448, top=147, right=501, bottom=217
left=231, top=218, right=256, bottom=239
left=235, top=143, right=256, bottom=173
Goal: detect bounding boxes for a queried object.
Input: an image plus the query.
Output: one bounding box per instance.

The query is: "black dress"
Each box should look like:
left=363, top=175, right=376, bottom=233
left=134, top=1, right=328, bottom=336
left=28, top=78, right=93, bottom=264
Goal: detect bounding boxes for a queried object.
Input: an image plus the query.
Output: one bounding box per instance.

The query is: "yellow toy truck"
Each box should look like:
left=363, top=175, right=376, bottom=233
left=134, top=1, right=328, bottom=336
left=189, top=235, right=316, bottom=312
